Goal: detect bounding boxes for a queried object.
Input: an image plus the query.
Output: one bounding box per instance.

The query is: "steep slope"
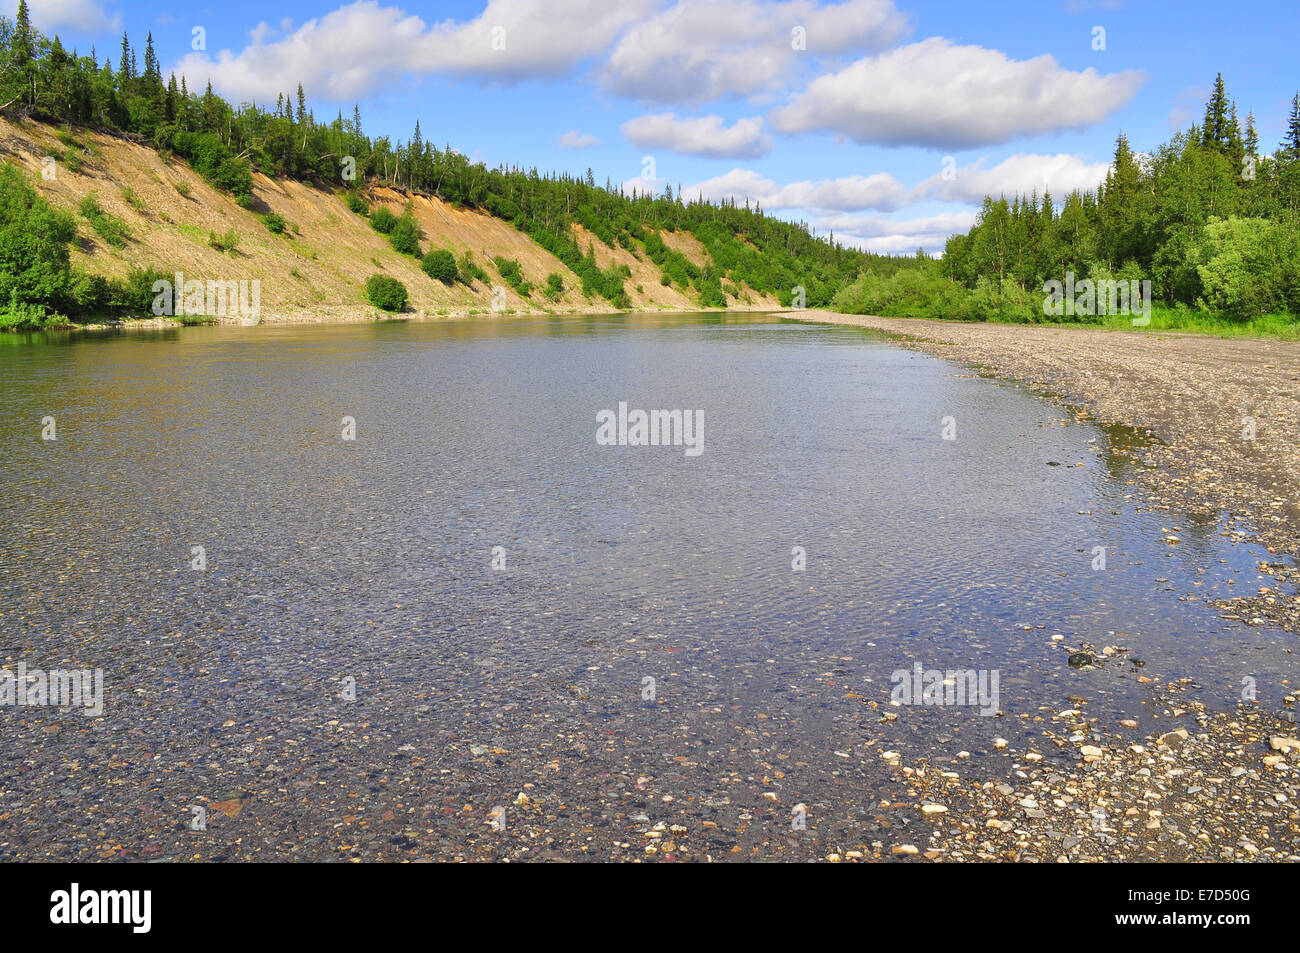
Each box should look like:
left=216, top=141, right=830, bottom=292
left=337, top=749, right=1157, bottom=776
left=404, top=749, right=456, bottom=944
left=1, top=116, right=776, bottom=324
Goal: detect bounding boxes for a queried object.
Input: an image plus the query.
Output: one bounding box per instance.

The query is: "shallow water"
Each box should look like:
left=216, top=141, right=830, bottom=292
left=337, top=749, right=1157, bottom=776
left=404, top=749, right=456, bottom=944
left=0, top=313, right=1293, bottom=859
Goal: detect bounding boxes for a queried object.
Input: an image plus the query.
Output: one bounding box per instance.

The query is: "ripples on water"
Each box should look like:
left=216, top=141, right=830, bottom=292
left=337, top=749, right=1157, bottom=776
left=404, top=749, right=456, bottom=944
left=0, top=313, right=1291, bottom=859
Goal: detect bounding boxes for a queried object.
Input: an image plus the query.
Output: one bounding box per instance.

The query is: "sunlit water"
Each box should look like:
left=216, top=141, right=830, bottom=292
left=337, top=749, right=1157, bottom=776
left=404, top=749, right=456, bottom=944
left=0, top=313, right=1292, bottom=859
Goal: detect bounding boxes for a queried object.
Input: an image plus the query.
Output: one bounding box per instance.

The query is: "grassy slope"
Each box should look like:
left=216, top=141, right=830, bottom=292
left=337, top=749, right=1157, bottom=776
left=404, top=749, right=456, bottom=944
left=0, top=116, right=769, bottom=322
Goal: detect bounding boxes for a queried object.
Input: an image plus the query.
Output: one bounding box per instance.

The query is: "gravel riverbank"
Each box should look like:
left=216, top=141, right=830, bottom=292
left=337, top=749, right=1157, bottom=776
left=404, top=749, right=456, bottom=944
left=771, top=311, right=1300, bottom=862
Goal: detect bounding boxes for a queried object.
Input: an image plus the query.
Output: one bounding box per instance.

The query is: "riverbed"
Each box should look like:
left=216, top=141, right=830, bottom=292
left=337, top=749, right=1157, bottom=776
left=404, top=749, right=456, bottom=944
left=1, top=313, right=1295, bottom=860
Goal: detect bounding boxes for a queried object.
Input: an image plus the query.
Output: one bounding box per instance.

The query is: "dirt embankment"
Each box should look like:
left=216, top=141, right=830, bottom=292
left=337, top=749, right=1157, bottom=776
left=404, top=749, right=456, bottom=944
left=783, top=310, right=1300, bottom=632
left=0, top=116, right=772, bottom=323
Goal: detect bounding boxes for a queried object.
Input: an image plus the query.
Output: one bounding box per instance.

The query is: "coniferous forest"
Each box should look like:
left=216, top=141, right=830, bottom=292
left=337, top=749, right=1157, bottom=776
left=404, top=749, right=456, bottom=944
left=834, top=75, right=1300, bottom=328
left=1, top=0, right=1297, bottom=330
left=0, top=3, right=897, bottom=326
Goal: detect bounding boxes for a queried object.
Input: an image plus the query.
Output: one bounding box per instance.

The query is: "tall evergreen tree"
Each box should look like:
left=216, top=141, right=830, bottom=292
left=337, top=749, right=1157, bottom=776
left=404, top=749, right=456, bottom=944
left=1201, top=73, right=1232, bottom=154
left=1285, top=94, right=1300, bottom=158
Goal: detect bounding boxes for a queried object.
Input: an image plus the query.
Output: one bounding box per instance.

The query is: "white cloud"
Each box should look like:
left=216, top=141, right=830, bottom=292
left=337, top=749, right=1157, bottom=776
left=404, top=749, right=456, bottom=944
left=812, top=211, right=976, bottom=254
left=557, top=130, right=601, bottom=149
left=814, top=210, right=978, bottom=237
left=622, top=114, right=771, bottom=158
left=769, top=37, right=1144, bottom=149
left=1, top=0, right=119, bottom=32
left=600, top=0, right=908, bottom=104
left=913, top=152, right=1112, bottom=203
left=682, top=167, right=907, bottom=211
left=620, top=174, right=669, bottom=197
left=170, top=0, right=658, bottom=103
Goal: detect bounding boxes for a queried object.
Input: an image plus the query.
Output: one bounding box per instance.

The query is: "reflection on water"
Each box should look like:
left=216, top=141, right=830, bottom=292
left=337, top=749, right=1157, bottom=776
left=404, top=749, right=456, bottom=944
left=0, top=313, right=1292, bottom=860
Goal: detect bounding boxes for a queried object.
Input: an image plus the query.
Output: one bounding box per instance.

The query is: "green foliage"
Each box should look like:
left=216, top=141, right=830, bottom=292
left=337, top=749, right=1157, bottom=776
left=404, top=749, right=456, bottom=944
left=5, top=17, right=1295, bottom=328
left=938, top=76, right=1300, bottom=324
left=0, top=163, right=78, bottom=313
left=115, top=265, right=171, bottom=312
left=78, top=193, right=129, bottom=247
left=364, top=273, right=407, bottom=312
left=544, top=272, right=564, bottom=300
left=458, top=250, right=489, bottom=286
left=369, top=207, right=398, bottom=234
left=208, top=228, right=240, bottom=253
left=421, top=248, right=458, bottom=284
left=174, top=180, right=192, bottom=198
left=0, top=19, right=891, bottom=314
left=387, top=212, right=422, bottom=257
left=263, top=212, right=287, bottom=234
left=492, top=256, right=532, bottom=297
left=119, top=185, right=147, bottom=213
left=1192, top=216, right=1300, bottom=318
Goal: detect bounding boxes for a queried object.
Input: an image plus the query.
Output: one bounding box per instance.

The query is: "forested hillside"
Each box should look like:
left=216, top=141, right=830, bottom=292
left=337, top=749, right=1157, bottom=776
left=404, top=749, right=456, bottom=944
left=0, top=3, right=903, bottom=328
left=834, top=77, right=1300, bottom=329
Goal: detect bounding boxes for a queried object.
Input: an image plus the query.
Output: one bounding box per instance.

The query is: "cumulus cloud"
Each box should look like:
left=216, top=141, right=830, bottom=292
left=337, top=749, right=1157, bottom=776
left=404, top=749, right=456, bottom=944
left=600, top=0, right=908, bottom=104
left=769, top=37, right=1144, bottom=149
left=557, top=130, right=601, bottom=149
left=682, top=167, right=907, bottom=211
left=170, top=0, right=657, bottom=103
left=814, top=210, right=978, bottom=237
left=810, top=211, right=976, bottom=254
left=913, top=152, right=1112, bottom=203
left=1, top=0, right=119, bottom=32
left=622, top=114, right=771, bottom=158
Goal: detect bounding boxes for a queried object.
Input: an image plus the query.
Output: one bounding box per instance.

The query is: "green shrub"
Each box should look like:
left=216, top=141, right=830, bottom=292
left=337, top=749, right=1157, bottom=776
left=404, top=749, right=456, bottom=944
left=458, top=251, right=490, bottom=285
left=545, top=272, right=565, bottom=300
left=174, top=180, right=192, bottom=198
left=421, top=248, right=458, bottom=284
left=77, top=194, right=130, bottom=248
left=69, top=272, right=111, bottom=312
left=364, top=274, right=407, bottom=312
left=492, top=256, right=532, bottom=297
left=388, top=214, right=423, bottom=257
left=1192, top=216, right=1300, bottom=319
left=119, top=185, right=147, bottom=213
left=0, top=163, right=77, bottom=313
left=263, top=212, right=287, bottom=234
left=117, top=266, right=171, bottom=312
left=346, top=191, right=369, bottom=215
left=208, top=229, right=240, bottom=253
left=369, top=207, right=398, bottom=234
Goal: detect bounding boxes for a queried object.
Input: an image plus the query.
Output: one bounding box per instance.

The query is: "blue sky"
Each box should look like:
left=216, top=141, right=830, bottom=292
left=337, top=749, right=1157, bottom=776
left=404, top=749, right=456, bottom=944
left=11, top=0, right=1299, bottom=252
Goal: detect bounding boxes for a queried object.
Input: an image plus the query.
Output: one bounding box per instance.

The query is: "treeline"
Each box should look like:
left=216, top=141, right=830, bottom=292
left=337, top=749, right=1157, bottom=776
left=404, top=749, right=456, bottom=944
left=835, top=76, right=1300, bottom=324
left=0, top=3, right=896, bottom=322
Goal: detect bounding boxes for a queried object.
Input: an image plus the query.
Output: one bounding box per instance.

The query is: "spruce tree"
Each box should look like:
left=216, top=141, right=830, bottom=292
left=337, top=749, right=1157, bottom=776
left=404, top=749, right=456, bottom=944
left=1201, top=73, right=1231, bottom=153
left=1285, top=94, right=1300, bottom=158
left=10, top=0, right=35, bottom=106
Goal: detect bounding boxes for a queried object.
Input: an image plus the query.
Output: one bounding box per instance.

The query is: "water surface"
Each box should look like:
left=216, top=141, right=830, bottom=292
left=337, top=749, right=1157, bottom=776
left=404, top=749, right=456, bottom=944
left=0, top=313, right=1292, bottom=860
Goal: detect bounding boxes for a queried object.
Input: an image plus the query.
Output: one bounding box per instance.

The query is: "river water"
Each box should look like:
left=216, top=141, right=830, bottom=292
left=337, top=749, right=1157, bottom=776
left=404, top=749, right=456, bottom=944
left=0, top=313, right=1292, bottom=860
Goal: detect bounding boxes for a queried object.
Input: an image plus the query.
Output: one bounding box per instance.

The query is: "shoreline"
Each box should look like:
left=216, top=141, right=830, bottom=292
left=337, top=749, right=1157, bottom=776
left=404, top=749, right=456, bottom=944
left=782, top=309, right=1300, bottom=634
left=29, top=303, right=779, bottom=333
left=774, top=309, right=1300, bottom=862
